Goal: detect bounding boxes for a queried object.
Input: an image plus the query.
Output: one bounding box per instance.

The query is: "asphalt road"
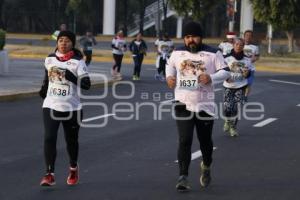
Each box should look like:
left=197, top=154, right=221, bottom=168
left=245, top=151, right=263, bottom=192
left=0, top=61, right=300, bottom=200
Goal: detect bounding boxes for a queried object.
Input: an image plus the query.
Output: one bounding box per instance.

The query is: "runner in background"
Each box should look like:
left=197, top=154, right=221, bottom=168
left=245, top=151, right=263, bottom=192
left=79, top=31, right=97, bottom=66
left=111, top=30, right=127, bottom=80
left=51, top=23, right=67, bottom=40
left=154, top=32, right=174, bottom=81
left=243, top=30, right=259, bottom=102
left=129, top=33, right=147, bottom=81
left=223, top=38, right=253, bottom=137
left=218, top=32, right=236, bottom=56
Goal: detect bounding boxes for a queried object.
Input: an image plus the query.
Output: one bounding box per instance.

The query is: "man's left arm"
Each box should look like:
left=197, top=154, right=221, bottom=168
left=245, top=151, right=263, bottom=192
left=210, top=51, right=230, bottom=85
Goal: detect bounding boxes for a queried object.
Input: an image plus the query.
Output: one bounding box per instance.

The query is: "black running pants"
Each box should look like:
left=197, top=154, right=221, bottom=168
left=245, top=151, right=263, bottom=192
left=157, top=57, right=166, bottom=76
left=83, top=50, right=92, bottom=66
left=174, top=103, right=214, bottom=176
left=133, top=54, right=144, bottom=77
left=113, top=54, right=124, bottom=72
left=42, top=108, right=82, bottom=173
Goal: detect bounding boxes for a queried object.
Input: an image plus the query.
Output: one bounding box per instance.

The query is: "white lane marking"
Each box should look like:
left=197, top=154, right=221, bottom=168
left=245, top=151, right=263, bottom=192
left=82, top=113, right=115, bottom=122
left=90, top=70, right=109, bottom=73
left=297, top=104, right=300, bottom=107
left=160, top=99, right=174, bottom=104
left=89, top=72, right=109, bottom=76
left=175, top=147, right=217, bottom=163
left=253, top=118, right=277, bottom=127
left=269, top=79, right=300, bottom=86
left=146, top=68, right=157, bottom=71
left=214, top=88, right=223, bottom=92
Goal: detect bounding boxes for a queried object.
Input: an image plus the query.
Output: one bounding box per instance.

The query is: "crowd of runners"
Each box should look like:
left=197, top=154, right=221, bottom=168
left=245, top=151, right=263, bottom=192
left=39, top=22, right=259, bottom=192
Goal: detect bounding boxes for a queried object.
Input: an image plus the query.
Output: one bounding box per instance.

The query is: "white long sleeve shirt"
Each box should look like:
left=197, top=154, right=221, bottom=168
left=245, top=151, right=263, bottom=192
left=43, top=53, right=89, bottom=112
left=166, top=44, right=230, bottom=115
left=223, top=54, right=254, bottom=89
left=112, top=37, right=127, bottom=55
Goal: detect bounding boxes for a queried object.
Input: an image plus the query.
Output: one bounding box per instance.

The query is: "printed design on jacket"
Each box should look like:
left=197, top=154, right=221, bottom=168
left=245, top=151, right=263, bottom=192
left=48, top=66, right=70, bottom=98
left=229, top=61, right=247, bottom=81
left=159, top=44, right=172, bottom=60
left=243, top=48, right=253, bottom=57
left=178, top=59, right=206, bottom=90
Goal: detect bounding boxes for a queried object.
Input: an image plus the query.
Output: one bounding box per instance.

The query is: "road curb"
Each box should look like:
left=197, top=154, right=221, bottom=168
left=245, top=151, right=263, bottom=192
left=256, top=65, right=300, bottom=74
left=0, top=91, right=39, bottom=102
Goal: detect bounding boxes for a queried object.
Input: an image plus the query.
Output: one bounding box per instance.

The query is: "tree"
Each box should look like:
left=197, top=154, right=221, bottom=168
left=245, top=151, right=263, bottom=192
left=138, top=0, right=149, bottom=34
left=66, top=0, right=100, bottom=33
left=251, top=0, right=300, bottom=53
left=0, top=0, right=5, bottom=28
left=169, top=0, right=223, bottom=20
left=161, top=0, right=170, bottom=32
left=116, top=0, right=138, bottom=35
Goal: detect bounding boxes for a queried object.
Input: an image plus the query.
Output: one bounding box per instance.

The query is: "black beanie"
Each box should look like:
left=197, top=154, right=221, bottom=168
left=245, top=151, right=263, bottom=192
left=182, top=21, right=203, bottom=38
left=57, top=30, right=76, bottom=46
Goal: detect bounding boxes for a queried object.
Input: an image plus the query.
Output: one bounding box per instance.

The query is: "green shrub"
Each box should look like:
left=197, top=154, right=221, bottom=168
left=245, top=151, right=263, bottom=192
left=0, top=29, right=6, bottom=50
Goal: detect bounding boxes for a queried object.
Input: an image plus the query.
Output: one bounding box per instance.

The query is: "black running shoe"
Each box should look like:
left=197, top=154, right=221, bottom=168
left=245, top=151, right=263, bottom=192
left=176, top=175, right=191, bottom=192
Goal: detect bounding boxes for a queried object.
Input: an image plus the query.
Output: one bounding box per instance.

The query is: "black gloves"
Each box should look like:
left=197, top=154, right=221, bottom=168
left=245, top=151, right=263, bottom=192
left=65, top=69, right=91, bottom=90
left=39, top=69, right=49, bottom=99
left=65, top=69, right=78, bottom=85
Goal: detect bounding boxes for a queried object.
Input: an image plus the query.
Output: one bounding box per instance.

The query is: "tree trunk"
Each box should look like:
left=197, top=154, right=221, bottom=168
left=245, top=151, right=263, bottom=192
left=139, top=1, right=146, bottom=34
left=210, top=12, right=218, bottom=37
left=123, top=0, right=128, bottom=35
left=0, top=0, right=4, bottom=28
left=285, top=30, right=294, bottom=53
left=139, top=13, right=145, bottom=34
left=162, top=0, right=168, bottom=32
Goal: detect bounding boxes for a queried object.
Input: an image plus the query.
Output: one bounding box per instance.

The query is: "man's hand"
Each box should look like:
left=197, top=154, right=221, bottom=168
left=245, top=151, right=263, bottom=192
left=198, top=73, right=212, bottom=85
left=166, top=76, right=176, bottom=89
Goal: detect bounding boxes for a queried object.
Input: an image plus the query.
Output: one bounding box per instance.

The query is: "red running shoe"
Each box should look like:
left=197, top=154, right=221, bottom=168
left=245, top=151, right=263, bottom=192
left=67, top=166, right=79, bottom=185
left=40, top=173, right=56, bottom=186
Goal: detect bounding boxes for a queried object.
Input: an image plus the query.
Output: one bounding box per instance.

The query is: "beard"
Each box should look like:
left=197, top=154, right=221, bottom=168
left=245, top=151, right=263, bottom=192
left=187, top=42, right=199, bottom=53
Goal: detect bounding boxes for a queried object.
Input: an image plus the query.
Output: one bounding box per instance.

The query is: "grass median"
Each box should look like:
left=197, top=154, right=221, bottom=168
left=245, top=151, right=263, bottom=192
left=5, top=43, right=300, bottom=74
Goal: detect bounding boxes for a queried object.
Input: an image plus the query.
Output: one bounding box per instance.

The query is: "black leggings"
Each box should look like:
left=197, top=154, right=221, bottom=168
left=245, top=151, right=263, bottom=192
left=83, top=50, right=92, bottom=66
left=43, top=108, right=82, bottom=173
left=113, top=54, right=124, bottom=72
left=157, top=57, right=167, bottom=76
left=174, top=103, right=214, bottom=176
left=133, top=54, right=144, bottom=77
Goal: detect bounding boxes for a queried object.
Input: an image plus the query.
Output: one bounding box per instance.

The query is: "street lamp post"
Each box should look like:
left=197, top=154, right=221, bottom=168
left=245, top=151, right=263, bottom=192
left=240, top=0, right=254, bottom=36
left=103, top=0, right=116, bottom=35
left=156, top=0, right=161, bottom=37
left=267, top=24, right=273, bottom=54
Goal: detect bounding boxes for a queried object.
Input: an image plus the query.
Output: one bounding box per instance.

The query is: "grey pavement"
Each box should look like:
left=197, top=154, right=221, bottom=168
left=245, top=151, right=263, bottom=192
left=0, top=58, right=114, bottom=100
